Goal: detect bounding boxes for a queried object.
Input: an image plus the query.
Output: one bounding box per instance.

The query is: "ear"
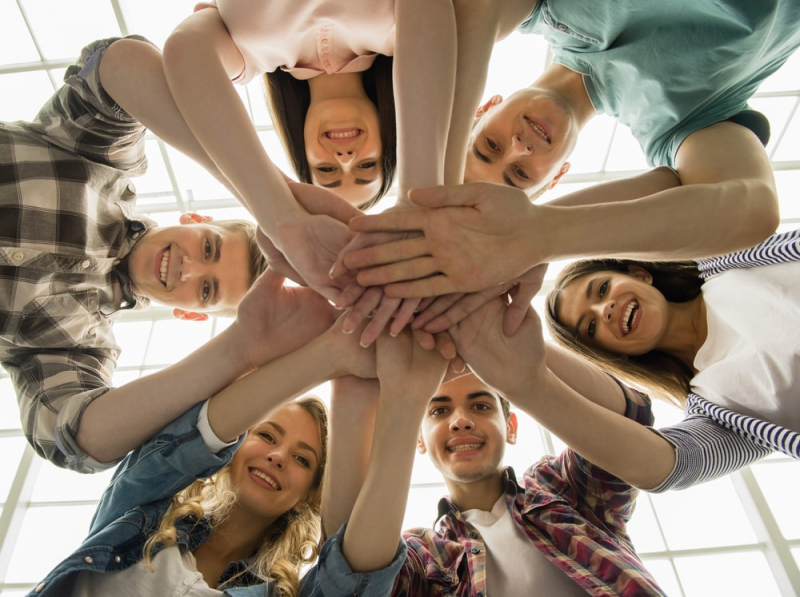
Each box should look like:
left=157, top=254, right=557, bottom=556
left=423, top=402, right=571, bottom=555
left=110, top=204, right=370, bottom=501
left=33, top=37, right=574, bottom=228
left=506, top=412, right=518, bottom=445
left=627, top=265, right=653, bottom=284
left=172, top=308, right=209, bottom=322
left=179, top=212, right=213, bottom=225
left=416, top=435, right=428, bottom=455
left=548, top=162, right=571, bottom=189
left=475, top=94, right=503, bottom=117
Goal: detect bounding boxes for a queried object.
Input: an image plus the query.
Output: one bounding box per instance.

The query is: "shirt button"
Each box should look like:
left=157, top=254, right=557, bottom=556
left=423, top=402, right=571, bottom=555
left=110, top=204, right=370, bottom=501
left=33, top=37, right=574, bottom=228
left=84, top=555, right=94, bottom=564
left=88, top=327, right=97, bottom=335
left=81, top=259, right=91, bottom=269
left=13, top=251, right=24, bottom=262
left=34, top=583, right=46, bottom=593
left=471, top=547, right=481, bottom=554
left=114, top=555, right=121, bottom=563
left=131, top=232, right=141, bottom=240
left=557, top=24, right=568, bottom=31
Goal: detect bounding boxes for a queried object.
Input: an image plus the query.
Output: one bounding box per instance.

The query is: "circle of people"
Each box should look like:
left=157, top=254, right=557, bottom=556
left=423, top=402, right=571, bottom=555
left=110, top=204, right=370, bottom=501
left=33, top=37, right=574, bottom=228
left=2, top=1, right=799, bottom=595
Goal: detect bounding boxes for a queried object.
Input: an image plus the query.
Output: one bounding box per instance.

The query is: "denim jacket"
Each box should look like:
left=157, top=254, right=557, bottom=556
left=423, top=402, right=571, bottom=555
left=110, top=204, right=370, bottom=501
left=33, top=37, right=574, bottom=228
left=28, top=402, right=406, bottom=596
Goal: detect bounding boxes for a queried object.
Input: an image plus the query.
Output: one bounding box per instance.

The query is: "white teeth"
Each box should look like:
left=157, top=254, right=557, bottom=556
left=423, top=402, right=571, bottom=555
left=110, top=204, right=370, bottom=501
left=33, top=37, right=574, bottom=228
left=622, top=299, right=638, bottom=334
left=159, top=249, right=170, bottom=284
left=251, top=468, right=280, bottom=490
left=327, top=130, right=359, bottom=139
left=526, top=118, right=550, bottom=142
left=449, top=443, right=482, bottom=452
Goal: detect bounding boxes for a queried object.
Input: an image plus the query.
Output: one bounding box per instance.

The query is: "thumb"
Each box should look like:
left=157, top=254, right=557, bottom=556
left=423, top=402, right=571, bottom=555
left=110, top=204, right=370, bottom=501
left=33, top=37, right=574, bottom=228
left=409, top=184, right=480, bottom=209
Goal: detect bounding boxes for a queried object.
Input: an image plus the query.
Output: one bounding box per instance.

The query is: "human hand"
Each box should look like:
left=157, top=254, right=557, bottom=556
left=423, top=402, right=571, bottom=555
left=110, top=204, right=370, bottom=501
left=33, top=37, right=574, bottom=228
left=341, top=286, right=421, bottom=347
left=344, top=182, right=541, bottom=298
left=447, top=297, right=547, bottom=398
left=229, top=268, right=338, bottom=371
left=323, top=314, right=378, bottom=379
left=414, top=262, right=549, bottom=335
left=375, top=329, right=448, bottom=408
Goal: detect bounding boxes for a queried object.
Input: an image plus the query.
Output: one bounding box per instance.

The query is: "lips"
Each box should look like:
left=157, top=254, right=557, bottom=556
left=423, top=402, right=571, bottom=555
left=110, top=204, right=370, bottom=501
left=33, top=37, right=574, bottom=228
left=156, top=247, right=171, bottom=287
left=524, top=116, right=551, bottom=144
left=249, top=467, right=282, bottom=491
left=446, top=437, right=485, bottom=454
left=620, top=298, right=640, bottom=336
left=323, top=128, right=362, bottom=145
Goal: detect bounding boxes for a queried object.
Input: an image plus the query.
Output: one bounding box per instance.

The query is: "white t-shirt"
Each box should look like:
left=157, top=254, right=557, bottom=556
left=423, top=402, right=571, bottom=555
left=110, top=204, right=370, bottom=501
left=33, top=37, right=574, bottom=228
left=692, top=261, right=800, bottom=432
left=461, top=496, right=586, bottom=596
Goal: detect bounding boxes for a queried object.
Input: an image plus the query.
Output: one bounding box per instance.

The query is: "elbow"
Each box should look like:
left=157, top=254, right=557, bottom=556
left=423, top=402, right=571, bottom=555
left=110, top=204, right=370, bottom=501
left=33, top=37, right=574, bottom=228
left=750, top=181, right=780, bottom=242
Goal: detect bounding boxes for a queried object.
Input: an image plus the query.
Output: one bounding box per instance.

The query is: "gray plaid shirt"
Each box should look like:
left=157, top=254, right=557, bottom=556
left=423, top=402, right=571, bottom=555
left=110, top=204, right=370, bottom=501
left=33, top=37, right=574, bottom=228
left=0, top=37, right=156, bottom=473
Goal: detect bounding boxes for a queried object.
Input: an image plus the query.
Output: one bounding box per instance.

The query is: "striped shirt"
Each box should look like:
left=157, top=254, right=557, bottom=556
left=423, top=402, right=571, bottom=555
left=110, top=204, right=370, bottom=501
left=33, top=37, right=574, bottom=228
left=394, top=384, right=666, bottom=596
left=0, top=37, right=155, bottom=473
left=653, top=229, right=800, bottom=491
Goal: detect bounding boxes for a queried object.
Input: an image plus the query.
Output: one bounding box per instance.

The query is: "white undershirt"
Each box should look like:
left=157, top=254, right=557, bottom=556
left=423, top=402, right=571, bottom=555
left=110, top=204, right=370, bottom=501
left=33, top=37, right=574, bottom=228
left=461, top=496, right=586, bottom=596
left=692, top=262, right=800, bottom=432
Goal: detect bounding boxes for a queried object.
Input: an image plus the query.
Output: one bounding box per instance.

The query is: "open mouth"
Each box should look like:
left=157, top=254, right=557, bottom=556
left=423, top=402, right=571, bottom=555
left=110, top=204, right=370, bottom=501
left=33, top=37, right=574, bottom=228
left=524, top=116, right=551, bottom=143
left=621, top=299, right=640, bottom=336
left=324, top=128, right=363, bottom=144
left=158, top=248, right=170, bottom=286
left=249, top=467, right=281, bottom=491
left=446, top=440, right=484, bottom=454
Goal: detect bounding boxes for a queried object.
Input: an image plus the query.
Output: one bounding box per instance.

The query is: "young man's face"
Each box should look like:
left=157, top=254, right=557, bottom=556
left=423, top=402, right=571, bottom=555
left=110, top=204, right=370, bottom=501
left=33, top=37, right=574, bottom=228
left=465, top=89, right=579, bottom=192
left=127, top=215, right=252, bottom=314
left=418, top=374, right=516, bottom=486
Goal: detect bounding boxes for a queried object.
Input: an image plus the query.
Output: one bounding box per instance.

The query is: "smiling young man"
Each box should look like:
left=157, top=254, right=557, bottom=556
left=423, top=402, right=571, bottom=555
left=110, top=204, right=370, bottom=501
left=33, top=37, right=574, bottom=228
left=0, top=37, right=287, bottom=473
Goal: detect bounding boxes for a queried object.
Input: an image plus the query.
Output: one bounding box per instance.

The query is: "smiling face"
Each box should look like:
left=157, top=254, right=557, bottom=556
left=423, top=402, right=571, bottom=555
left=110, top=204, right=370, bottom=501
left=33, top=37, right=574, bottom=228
left=465, top=89, right=579, bottom=192
left=556, top=266, right=670, bottom=356
left=303, top=96, right=383, bottom=208
left=126, top=217, right=251, bottom=314
left=418, top=375, right=516, bottom=490
left=228, top=404, right=323, bottom=525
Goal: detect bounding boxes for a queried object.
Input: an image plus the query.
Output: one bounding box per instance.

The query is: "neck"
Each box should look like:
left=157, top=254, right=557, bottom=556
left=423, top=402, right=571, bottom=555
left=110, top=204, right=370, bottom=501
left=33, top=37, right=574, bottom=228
left=199, top=506, right=274, bottom=566
left=658, top=295, right=708, bottom=370
left=531, top=63, right=595, bottom=130
left=307, top=72, right=367, bottom=102
left=445, top=470, right=505, bottom=512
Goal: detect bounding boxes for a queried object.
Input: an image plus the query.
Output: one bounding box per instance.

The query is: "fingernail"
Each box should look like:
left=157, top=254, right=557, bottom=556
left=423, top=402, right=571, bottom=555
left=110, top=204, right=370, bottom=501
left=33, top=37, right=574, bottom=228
left=328, top=265, right=336, bottom=279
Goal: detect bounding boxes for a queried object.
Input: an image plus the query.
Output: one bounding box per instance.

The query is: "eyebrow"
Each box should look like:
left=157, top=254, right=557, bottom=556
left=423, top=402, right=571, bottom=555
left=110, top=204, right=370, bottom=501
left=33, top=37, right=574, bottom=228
left=472, top=144, right=521, bottom=189
left=268, top=422, right=320, bottom=462
left=429, top=391, right=497, bottom=405
left=575, top=280, right=594, bottom=332
left=320, top=178, right=377, bottom=188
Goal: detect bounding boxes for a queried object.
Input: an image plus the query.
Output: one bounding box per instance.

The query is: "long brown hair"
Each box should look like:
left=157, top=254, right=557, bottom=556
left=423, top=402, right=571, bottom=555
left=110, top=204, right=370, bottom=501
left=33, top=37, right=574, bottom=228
left=143, top=396, right=329, bottom=596
left=546, top=259, right=704, bottom=407
left=264, top=55, right=397, bottom=211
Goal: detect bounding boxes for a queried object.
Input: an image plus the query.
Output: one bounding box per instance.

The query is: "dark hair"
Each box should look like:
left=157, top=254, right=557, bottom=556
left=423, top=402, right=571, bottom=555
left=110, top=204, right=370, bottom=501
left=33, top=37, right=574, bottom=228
left=546, top=259, right=704, bottom=407
left=264, top=55, right=397, bottom=211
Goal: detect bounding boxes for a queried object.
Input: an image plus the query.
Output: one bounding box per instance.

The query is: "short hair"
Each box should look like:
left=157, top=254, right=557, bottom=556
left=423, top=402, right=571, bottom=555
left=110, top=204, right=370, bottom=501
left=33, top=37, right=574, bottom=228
left=546, top=258, right=703, bottom=407
left=264, top=55, right=397, bottom=211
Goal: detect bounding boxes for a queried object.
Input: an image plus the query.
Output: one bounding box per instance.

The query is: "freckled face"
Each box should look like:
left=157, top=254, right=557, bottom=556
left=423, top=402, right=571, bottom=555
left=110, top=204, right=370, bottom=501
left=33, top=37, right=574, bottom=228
left=127, top=223, right=251, bottom=314
left=465, top=89, right=578, bottom=190
left=419, top=375, right=512, bottom=485
left=304, top=96, right=383, bottom=207
left=228, top=405, right=322, bottom=524
left=557, top=270, right=670, bottom=355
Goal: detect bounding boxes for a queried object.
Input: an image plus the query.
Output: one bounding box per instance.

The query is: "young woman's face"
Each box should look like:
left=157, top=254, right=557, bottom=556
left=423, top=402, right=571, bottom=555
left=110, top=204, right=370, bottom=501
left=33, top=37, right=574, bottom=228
left=304, top=96, right=383, bottom=207
left=228, top=404, right=323, bottom=525
left=556, top=267, right=669, bottom=356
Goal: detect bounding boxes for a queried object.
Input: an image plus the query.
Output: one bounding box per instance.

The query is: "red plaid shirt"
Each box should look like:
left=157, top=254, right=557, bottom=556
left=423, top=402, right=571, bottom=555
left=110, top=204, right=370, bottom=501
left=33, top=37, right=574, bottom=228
left=393, top=384, right=665, bottom=596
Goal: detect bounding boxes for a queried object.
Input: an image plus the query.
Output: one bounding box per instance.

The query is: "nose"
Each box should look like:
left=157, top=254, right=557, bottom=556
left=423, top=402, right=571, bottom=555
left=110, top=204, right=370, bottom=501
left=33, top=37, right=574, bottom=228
left=179, top=256, right=209, bottom=281
left=449, top=412, right=474, bottom=433
left=593, top=299, right=615, bottom=323
left=334, top=149, right=355, bottom=165
left=509, top=134, right=532, bottom=158
left=267, top=451, right=285, bottom=470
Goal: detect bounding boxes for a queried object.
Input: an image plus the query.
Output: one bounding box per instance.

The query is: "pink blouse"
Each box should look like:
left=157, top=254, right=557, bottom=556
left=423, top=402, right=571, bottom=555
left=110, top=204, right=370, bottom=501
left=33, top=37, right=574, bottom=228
left=197, top=0, right=396, bottom=83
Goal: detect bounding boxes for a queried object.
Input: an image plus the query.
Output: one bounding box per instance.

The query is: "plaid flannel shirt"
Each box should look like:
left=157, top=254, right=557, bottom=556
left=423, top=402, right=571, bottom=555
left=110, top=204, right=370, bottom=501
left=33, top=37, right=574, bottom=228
left=0, top=37, right=155, bottom=473
left=394, top=384, right=666, bottom=596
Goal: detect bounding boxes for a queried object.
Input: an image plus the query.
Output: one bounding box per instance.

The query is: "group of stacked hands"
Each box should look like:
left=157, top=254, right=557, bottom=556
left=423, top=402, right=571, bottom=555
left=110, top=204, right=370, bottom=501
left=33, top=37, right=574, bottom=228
left=2, top=0, right=799, bottom=595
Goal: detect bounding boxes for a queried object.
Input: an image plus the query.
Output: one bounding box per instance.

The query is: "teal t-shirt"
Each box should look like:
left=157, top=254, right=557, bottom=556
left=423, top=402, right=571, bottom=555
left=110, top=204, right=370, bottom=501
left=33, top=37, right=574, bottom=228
left=518, top=0, right=800, bottom=167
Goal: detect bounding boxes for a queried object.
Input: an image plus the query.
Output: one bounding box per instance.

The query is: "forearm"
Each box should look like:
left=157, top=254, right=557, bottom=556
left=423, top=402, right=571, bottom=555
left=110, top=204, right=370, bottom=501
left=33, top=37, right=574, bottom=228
left=342, top=395, right=424, bottom=572
left=394, top=0, right=456, bottom=202
left=162, top=11, right=303, bottom=240
left=322, top=377, right=379, bottom=539
left=507, top=370, right=675, bottom=489
left=77, top=327, right=252, bottom=463
left=544, top=167, right=680, bottom=207
left=537, top=177, right=778, bottom=262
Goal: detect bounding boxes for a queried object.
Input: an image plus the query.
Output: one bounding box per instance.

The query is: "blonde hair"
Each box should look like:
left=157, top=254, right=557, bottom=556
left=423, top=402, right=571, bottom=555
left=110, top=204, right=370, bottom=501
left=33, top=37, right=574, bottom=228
left=143, top=397, right=328, bottom=596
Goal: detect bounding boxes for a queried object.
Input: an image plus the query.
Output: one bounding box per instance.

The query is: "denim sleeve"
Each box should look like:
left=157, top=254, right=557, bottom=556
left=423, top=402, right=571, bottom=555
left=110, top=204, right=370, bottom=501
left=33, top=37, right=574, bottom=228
left=89, top=402, right=244, bottom=533
left=300, top=523, right=407, bottom=597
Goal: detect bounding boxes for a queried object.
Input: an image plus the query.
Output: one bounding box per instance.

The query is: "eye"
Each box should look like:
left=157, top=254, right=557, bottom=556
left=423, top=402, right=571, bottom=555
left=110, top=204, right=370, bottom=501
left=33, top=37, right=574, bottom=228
left=487, top=138, right=500, bottom=151
left=474, top=403, right=491, bottom=411
left=202, top=281, right=210, bottom=302
left=513, top=165, right=529, bottom=180
left=204, top=238, right=212, bottom=259
left=294, top=455, right=311, bottom=468
left=598, top=281, right=609, bottom=297
left=258, top=432, right=275, bottom=443
left=316, top=166, right=337, bottom=173
left=358, top=161, right=377, bottom=169
left=430, top=406, right=447, bottom=416
left=587, top=319, right=596, bottom=337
